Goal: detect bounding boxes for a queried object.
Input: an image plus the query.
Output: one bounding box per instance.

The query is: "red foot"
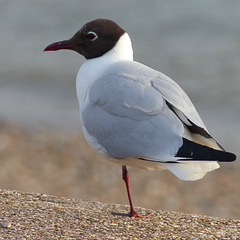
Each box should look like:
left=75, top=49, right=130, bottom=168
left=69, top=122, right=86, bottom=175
left=128, top=209, right=152, bottom=218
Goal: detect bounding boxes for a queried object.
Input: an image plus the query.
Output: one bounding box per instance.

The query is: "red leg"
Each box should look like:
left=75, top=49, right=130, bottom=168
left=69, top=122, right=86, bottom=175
left=122, top=165, right=151, bottom=218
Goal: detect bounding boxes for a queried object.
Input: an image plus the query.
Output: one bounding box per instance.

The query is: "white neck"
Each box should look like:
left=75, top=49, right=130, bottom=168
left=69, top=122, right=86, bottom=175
left=76, top=32, right=133, bottom=108
left=103, top=32, right=133, bottom=61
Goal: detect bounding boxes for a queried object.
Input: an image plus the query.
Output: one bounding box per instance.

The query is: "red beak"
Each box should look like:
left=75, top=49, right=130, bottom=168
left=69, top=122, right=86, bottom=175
left=44, top=40, right=76, bottom=52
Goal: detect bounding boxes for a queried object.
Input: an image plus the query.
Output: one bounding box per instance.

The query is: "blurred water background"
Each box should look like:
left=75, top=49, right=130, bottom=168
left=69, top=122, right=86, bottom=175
left=1, top=0, right=239, bottom=149
left=0, top=0, right=239, bottom=218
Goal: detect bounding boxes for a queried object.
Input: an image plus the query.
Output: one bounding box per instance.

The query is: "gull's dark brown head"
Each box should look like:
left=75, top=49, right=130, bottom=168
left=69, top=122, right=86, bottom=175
left=44, top=19, right=125, bottom=59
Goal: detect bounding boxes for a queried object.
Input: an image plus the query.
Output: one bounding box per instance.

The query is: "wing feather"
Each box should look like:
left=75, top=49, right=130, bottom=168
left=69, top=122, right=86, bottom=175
left=80, top=60, right=236, bottom=181
left=83, top=60, right=225, bottom=158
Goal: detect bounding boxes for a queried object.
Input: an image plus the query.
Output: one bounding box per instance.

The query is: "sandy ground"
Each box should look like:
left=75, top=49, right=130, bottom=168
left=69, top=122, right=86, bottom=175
left=0, top=190, right=239, bottom=239
left=0, top=122, right=239, bottom=219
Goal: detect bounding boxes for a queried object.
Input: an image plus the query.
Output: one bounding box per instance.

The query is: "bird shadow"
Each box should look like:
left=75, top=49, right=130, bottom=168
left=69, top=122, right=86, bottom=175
left=111, top=211, right=131, bottom=217
left=111, top=211, right=152, bottom=218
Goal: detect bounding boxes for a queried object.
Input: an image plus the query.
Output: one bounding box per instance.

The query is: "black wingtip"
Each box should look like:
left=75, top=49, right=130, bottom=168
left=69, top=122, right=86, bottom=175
left=176, top=138, right=237, bottom=162
left=224, top=151, right=237, bottom=162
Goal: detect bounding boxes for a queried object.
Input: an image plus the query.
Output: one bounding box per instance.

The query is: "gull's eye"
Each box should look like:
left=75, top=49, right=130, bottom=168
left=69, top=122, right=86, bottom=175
left=86, top=31, right=98, bottom=41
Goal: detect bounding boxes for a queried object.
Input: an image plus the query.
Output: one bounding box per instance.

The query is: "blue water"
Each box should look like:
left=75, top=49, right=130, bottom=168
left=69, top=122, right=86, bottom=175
left=0, top=0, right=239, bottom=156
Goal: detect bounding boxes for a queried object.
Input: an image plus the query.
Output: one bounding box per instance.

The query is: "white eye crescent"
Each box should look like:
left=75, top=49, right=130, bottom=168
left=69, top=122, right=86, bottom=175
left=86, top=31, right=98, bottom=41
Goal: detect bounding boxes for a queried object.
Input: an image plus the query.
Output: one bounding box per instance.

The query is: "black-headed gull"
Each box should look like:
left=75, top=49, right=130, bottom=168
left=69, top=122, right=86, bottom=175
left=44, top=19, right=236, bottom=217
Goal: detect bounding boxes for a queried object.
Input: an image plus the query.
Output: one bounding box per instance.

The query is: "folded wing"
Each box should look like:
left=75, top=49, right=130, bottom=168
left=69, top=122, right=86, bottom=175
left=82, top=61, right=236, bottom=181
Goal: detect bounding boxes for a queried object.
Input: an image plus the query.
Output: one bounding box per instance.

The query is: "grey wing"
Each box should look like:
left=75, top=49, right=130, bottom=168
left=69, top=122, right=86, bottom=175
left=150, top=68, right=224, bottom=150
left=82, top=70, right=184, bottom=161
left=81, top=61, right=235, bottom=180
left=151, top=72, right=207, bottom=131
